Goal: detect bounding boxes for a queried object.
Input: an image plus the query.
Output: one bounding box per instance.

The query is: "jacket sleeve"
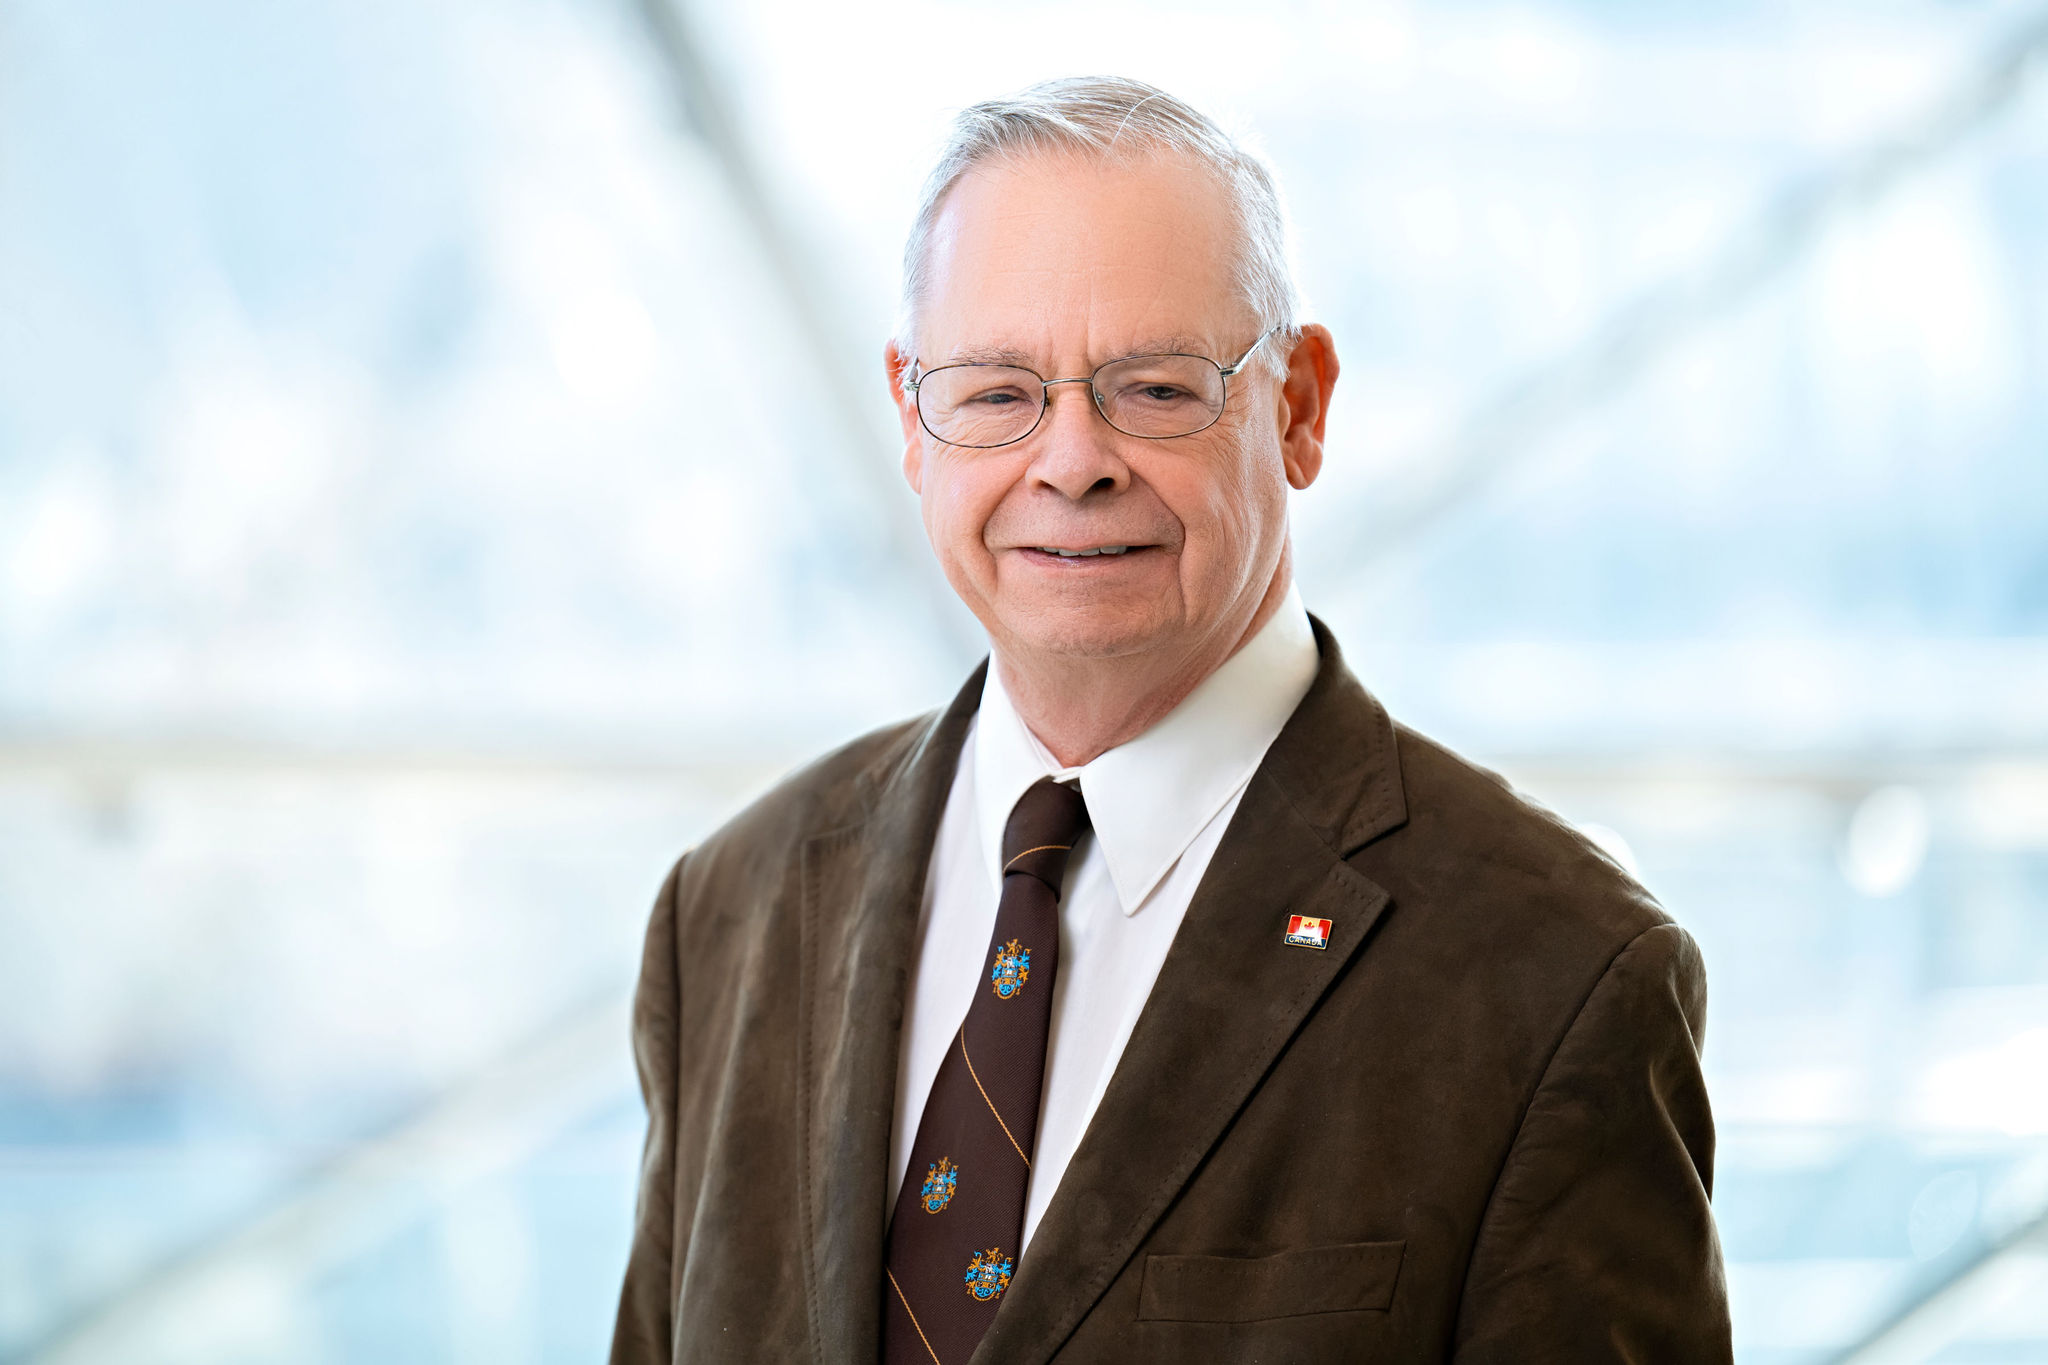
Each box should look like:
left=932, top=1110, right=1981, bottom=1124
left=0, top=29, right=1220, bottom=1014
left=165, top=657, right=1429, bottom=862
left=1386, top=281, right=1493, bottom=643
left=1451, top=921, right=1732, bottom=1364
left=610, top=856, right=686, bottom=1365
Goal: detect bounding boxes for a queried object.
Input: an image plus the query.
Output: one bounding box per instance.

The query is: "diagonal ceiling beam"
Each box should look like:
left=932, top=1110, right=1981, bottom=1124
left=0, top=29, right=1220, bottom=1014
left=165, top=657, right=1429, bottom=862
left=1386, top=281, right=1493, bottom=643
left=18, top=992, right=633, bottom=1365
left=1331, top=6, right=2048, bottom=577
left=1828, top=1189, right=2048, bottom=1363
left=631, top=0, right=983, bottom=668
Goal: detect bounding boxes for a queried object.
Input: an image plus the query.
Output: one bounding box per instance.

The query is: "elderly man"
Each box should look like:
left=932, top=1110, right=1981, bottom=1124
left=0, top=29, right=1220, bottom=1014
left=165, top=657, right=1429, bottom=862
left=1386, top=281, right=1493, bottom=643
left=612, top=77, right=1731, bottom=1364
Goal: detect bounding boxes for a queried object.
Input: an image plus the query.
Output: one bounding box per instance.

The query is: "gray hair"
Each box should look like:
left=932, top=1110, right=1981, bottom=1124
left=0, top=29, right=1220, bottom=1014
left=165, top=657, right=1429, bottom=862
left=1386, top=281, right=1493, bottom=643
left=896, top=76, right=1301, bottom=373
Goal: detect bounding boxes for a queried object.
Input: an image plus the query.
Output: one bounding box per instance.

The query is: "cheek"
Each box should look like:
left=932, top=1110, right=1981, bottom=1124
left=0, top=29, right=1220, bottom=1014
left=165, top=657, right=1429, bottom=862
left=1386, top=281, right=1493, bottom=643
left=1164, top=441, right=1283, bottom=570
left=922, top=454, right=1005, bottom=555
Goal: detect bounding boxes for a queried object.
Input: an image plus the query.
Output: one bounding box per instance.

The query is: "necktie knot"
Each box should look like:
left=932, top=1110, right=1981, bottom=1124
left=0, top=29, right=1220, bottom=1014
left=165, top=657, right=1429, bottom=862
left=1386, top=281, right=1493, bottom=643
left=1000, top=778, right=1089, bottom=893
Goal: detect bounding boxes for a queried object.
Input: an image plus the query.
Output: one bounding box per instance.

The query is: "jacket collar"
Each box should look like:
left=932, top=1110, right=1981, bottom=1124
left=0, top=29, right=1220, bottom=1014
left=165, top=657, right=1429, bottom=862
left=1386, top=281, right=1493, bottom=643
left=857, top=613, right=1404, bottom=863
left=1257, top=614, right=1409, bottom=858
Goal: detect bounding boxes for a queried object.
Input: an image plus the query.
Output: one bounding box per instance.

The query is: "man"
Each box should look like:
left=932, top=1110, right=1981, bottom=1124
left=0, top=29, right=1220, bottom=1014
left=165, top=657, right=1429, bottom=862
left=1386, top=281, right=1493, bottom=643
left=612, top=77, right=1731, bottom=1364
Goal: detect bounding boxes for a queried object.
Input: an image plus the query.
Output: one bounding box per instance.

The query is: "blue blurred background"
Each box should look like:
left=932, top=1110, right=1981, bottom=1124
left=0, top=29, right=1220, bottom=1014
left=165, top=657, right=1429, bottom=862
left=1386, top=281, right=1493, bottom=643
left=3, top=1, right=2046, bottom=1361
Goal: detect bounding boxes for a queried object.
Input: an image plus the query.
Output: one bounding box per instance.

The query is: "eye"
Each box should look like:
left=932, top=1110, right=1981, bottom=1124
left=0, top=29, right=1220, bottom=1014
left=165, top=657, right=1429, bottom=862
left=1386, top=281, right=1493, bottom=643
left=960, top=384, right=1032, bottom=408
left=1113, top=379, right=1201, bottom=408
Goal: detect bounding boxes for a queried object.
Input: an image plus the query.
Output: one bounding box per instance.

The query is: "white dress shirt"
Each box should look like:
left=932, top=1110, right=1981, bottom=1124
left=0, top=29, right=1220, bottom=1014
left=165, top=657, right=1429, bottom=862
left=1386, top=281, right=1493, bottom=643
left=887, top=588, right=1320, bottom=1250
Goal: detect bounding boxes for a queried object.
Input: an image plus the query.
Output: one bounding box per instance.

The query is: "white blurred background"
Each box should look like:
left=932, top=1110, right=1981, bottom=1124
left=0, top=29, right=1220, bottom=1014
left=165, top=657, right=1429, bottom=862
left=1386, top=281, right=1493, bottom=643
left=3, top=1, right=2046, bottom=1361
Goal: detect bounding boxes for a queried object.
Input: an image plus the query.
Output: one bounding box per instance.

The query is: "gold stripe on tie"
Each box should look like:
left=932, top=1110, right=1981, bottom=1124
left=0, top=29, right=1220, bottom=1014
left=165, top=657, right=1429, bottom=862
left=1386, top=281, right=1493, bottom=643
left=1002, top=843, right=1071, bottom=870
left=958, top=1031, right=1029, bottom=1167
left=887, top=1267, right=944, bottom=1365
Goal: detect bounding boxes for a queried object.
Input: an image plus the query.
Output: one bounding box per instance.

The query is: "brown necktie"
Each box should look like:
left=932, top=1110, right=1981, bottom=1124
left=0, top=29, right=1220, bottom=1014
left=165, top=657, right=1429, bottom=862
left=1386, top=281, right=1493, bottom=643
left=882, top=777, right=1089, bottom=1365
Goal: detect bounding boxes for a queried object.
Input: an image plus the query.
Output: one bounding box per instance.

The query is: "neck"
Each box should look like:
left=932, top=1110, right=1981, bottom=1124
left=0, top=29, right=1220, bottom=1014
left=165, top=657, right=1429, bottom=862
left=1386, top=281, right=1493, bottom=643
left=994, top=556, right=1294, bottom=768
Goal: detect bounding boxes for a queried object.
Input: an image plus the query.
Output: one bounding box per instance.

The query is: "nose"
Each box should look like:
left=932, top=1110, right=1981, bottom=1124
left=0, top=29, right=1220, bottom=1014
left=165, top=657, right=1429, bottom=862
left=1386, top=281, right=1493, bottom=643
left=1027, top=379, right=1131, bottom=501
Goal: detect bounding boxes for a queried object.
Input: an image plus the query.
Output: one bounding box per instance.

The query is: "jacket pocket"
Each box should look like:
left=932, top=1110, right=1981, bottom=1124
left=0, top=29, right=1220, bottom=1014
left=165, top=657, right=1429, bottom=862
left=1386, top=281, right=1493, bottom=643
left=1137, top=1240, right=1406, bottom=1324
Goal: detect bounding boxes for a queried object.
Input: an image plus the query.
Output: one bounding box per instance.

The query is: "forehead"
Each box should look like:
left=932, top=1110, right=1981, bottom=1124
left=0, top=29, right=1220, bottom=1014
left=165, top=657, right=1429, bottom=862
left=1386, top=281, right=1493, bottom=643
left=917, top=150, right=1250, bottom=365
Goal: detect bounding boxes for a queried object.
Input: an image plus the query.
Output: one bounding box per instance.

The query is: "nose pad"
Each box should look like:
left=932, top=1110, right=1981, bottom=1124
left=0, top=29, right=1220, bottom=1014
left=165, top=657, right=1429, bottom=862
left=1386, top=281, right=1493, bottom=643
left=1038, top=377, right=1107, bottom=432
left=1037, top=379, right=1106, bottom=443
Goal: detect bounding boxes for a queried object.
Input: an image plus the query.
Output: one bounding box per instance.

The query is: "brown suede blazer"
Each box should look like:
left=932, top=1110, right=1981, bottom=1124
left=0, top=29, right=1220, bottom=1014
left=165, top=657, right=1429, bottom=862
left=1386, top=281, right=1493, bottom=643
left=611, top=620, right=1732, bottom=1364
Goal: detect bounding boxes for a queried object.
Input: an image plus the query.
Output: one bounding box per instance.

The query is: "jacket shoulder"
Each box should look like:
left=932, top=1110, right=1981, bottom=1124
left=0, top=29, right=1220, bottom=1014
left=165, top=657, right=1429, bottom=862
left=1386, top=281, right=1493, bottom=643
left=1382, top=721, right=1674, bottom=957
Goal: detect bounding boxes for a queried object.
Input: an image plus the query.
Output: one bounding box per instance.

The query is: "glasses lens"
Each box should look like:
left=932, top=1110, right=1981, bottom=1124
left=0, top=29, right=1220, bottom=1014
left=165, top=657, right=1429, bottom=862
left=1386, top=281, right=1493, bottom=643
left=1094, top=355, right=1227, bottom=438
left=916, top=365, right=1045, bottom=447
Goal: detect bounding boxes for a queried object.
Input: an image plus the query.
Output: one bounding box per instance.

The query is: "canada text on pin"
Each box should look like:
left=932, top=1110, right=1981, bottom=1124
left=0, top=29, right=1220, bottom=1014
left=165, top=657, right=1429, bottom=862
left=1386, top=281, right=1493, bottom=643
left=1283, top=914, right=1331, bottom=949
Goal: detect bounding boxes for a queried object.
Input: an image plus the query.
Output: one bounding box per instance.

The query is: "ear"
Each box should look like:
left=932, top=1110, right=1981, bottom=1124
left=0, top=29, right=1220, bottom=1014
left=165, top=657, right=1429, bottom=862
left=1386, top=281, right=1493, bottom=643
left=885, top=340, right=925, bottom=494
left=1276, top=323, right=1338, bottom=491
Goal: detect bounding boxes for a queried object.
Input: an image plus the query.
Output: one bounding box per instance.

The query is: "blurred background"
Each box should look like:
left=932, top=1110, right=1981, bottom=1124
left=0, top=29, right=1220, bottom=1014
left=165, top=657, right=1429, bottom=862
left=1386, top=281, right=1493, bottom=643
left=2, top=0, right=2046, bottom=1360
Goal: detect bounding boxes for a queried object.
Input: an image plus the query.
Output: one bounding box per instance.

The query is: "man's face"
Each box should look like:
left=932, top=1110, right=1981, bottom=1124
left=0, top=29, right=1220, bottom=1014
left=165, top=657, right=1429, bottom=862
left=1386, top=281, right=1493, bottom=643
left=890, top=151, right=1325, bottom=671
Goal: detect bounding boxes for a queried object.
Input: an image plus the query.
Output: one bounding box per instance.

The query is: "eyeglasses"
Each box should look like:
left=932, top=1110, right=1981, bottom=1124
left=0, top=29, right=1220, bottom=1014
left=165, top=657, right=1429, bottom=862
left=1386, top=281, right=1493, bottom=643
left=903, top=329, right=1279, bottom=449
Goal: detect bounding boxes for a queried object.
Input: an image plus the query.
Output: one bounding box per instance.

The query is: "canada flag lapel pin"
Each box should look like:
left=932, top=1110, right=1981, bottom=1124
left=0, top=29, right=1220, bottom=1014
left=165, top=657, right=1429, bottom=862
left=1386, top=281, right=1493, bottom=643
left=1282, top=914, right=1332, bottom=950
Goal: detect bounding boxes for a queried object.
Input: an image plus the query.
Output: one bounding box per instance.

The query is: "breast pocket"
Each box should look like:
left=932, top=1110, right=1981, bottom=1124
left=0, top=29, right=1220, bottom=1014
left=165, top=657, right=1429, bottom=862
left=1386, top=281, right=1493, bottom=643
left=1137, top=1240, right=1406, bottom=1324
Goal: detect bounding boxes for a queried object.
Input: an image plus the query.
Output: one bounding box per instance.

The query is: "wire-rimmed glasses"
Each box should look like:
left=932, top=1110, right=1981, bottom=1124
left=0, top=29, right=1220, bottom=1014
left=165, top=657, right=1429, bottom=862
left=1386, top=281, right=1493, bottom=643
left=904, top=328, right=1278, bottom=449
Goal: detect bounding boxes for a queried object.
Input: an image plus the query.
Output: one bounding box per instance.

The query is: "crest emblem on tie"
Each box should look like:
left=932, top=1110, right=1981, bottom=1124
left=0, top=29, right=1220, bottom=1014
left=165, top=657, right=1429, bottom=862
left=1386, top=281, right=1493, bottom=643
left=989, top=938, right=1031, bottom=999
left=920, top=1157, right=958, bottom=1214
left=963, top=1247, right=1015, bottom=1301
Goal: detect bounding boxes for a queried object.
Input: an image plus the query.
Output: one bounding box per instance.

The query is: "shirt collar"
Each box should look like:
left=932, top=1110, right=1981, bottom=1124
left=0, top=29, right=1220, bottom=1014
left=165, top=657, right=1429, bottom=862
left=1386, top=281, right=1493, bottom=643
left=973, top=586, right=1320, bottom=916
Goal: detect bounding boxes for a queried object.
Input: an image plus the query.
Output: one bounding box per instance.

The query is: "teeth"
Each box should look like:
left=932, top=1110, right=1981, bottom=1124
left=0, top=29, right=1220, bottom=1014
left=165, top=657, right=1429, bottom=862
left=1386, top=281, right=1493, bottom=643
left=1037, top=546, right=1131, bottom=557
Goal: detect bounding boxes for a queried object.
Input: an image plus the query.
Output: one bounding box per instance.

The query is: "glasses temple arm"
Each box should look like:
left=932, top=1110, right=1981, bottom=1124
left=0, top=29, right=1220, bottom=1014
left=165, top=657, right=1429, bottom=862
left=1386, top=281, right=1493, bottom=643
left=1218, top=325, right=1283, bottom=378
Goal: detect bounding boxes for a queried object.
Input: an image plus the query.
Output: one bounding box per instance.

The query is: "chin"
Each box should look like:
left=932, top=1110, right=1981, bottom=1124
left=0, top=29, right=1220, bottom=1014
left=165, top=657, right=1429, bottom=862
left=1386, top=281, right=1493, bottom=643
left=1003, top=606, right=1166, bottom=661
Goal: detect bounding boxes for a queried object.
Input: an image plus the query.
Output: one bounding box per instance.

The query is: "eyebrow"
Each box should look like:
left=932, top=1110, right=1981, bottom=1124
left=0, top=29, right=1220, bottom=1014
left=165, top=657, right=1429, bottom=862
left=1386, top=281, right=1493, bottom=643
left=942, top=344, right=1039, bottom=367
left=936, top=335, right=1215, bottom=370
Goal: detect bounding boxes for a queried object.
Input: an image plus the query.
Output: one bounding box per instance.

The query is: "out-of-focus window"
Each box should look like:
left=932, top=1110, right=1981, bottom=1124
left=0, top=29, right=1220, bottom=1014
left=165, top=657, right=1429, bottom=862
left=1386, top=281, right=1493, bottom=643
left=3, top=1, right=2044, bottom=1360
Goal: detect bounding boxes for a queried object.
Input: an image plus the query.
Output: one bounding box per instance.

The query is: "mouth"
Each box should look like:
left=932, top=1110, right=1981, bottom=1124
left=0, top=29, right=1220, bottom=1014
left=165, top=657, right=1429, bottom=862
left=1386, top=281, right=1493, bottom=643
left=1017, top=544, right=1160, bottom=566
left=1032, top=545, right=1134, bottom=558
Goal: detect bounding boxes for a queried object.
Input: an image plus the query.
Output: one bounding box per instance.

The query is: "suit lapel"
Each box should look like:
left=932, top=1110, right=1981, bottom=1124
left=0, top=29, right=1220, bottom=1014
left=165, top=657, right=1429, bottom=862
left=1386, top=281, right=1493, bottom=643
left=973, top=620, right=1409, bottom=1365
left=798, top=665, right=985, bottom=1365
